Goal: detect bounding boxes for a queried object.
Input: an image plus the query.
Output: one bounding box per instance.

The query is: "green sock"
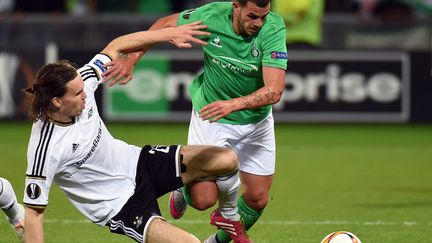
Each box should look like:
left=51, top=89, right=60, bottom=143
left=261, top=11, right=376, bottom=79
left=215, top=195, right=263, bottom=243
left=182, top=185, right=193, bottom=206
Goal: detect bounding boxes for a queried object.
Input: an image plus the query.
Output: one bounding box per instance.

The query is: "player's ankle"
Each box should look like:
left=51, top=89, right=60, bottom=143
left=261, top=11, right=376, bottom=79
left=220, top=210, right=240, bottom=221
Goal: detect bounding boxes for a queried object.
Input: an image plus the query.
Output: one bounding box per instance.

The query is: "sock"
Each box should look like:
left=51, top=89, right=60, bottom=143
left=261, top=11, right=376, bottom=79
left=182, top=185, right=193, bottom=207
left=216, top=171, right=240, bottom=220
left=0, top=177, right=23, bottom=225
left=215, top=195, right=263, bottom=243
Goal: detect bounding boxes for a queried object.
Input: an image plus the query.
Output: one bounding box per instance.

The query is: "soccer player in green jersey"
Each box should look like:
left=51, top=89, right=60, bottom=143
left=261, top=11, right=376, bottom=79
left=103, top=1, right=287, bottom=242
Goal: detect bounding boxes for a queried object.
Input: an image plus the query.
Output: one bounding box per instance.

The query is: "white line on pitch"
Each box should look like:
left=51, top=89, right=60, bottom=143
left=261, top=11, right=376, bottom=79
left=43, top=219, right=431, bottom=226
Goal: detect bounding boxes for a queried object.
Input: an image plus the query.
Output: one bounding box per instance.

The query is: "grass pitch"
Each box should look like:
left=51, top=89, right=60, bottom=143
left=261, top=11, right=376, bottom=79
left=1, top=122, right=431, bottom=242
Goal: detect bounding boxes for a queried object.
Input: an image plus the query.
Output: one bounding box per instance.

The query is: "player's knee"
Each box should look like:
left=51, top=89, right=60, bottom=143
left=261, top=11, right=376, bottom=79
left=244, top=192, right=269, bottom=211
left=192, top=194, right=217, bottom=210
left=219, top=149, right=239, bottom=173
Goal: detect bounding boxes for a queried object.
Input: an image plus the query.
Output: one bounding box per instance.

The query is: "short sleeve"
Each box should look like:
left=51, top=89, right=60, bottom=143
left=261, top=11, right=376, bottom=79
left=177, top=5, right=208, bottom=25
left=78, top=53, right=113, bottom=93
left=262, top=18, right=288, bottom=70
left=23, top=122, right=57, bottom=208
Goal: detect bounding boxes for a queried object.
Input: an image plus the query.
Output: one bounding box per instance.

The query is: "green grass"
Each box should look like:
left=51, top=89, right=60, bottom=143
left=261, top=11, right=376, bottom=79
left=1, top=122, right=431, bottom=242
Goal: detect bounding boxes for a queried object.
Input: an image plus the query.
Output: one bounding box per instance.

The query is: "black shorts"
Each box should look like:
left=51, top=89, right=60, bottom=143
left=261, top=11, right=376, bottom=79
left=107, top=145, right=184, bottom=242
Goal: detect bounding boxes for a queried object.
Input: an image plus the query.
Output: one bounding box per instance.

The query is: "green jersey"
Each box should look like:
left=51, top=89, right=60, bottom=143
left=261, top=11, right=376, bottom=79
left=178, top=2, right=287, bottom=125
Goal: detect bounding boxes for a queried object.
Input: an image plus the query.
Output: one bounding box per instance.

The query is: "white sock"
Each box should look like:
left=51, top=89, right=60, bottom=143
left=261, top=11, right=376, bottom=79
left=0, top=177, right=24, bottom=225
left=216, top=171, right=241, bottom=221
left=204, top=233, right=218, bottom=243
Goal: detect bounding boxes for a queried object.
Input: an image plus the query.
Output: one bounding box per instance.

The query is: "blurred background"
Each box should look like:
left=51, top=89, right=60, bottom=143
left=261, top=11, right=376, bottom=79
left=0, top=0, right=431, bottom=123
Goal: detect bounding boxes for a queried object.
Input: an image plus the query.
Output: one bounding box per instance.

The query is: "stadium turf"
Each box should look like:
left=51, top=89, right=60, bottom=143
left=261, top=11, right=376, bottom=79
left=1, top=122, right=431, bottom=242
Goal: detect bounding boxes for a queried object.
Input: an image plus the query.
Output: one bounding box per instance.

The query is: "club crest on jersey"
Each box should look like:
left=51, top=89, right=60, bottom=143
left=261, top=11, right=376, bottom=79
left=93, top=59, right=107, bottom=72
left=210, top=36, right=222, bottom=48
left=26, top=183, right=41, bottom=199
left=72, top=143, right=79, bottom=153
left=251, top=43, right=260, bottom=58
left=182, top=8, right=196, bottom=20
left=271, top=51, right=288, bottom=60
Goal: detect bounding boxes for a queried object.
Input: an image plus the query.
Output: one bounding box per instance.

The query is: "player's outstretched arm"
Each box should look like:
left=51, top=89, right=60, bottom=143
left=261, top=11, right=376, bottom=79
left=24, top=207, right=45, bottom=243
left=101, top=13, right=181, bottom=86
left=101, top=20, right=208, bottom=59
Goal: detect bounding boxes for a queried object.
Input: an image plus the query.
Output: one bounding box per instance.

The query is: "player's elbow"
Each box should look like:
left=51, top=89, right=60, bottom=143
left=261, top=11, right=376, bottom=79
left=268, top=87, right=283, bottom=105
left=273, top=92, right=283, bottom=104
left=151, top=13, right=179, bottom=29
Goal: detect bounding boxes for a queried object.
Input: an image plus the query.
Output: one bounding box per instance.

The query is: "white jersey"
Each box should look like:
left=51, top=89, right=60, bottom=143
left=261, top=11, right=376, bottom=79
left=23, top=54, right=141, bottom=226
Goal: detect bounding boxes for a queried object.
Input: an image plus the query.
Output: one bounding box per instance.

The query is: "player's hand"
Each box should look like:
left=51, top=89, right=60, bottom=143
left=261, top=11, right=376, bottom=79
left=169, top=21, right=210, bottom=48
left=199, top=100, right=234, bottom=122
left=102, top=54, right=135, bottom=86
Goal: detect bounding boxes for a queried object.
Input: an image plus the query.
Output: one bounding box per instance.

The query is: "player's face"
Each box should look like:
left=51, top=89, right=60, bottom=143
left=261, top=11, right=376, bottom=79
left=233, top=1, right=270, bottom=36
left=56, top=74, right=87, bottom=118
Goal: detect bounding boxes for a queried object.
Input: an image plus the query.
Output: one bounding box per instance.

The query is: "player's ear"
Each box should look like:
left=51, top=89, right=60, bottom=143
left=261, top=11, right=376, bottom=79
left=51, top=97, right=62, bottom=109
left=233, top=2, right=240, bottom=13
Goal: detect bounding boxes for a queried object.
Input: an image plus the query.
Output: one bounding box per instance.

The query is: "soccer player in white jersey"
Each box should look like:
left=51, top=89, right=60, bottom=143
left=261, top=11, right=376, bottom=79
left=22, top=21, right=246, bottom=243
left=1, top=177, right=25, bottom=241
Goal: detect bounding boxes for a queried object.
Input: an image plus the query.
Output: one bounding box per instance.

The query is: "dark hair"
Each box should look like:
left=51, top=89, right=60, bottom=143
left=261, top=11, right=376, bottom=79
left=24, top=60, right=78, bottom=122
left=237, top=0, right=271, bottom=8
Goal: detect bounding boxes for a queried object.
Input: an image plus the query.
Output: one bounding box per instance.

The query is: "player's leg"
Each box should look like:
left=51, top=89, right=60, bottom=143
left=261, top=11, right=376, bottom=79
left=145, top=218, right=200, bottom=243
left=241, top=173, right=273, bottom=211
left=169, top=110, right=250, bottom=242
left=179, top=145, right=238, bottom=184
left=168, top=144, right=238, bottom=218
left=0, top=177, right=25, bottom=241
left=171, top=109, right=240, bottom=211
left=212, top=174, right=272, bottom=243
left=169, top=180, right=218, bottom=219
left=169, top=110, right=223, bottom=218
left=211, top=114, right=276, bottom=243
left=180, top=145, right=251, bottom=243
left=180, top=144, right=241, bottom=218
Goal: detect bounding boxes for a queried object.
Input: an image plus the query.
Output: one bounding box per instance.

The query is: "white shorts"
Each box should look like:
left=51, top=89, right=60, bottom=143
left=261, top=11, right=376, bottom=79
left=187, top=109, right=276, bottom=175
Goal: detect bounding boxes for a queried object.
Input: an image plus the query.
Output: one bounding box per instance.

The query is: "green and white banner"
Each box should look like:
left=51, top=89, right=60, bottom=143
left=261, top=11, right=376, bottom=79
left=104, top=52, right=202, bottom=121
left=103, top=50, right=410, bottom=122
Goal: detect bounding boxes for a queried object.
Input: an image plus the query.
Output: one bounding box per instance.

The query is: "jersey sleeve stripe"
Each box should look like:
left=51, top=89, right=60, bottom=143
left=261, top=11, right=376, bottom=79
left=80, top=69, right=94, bottom=77
left=23, top=203, right=47, bottom=208
left=80, top=66, right=100, bottom=82
left=31, top=122, right=48, bottom=175
left=31, top=122, right=54, bottom=177
left=82, top=74, right=98, bottom=82
left=25, top=174, right=46, bottom=179
left=38, top=123, right=55, bottom=176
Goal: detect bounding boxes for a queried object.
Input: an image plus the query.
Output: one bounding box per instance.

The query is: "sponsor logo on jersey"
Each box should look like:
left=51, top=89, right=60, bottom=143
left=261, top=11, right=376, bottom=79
left=72, top=143, right=79, bottom=153
left=26, top=183, right=41, bottom=199
left=133, top=215, right=143, bottom=229
left=271, top=51, right=288, bottom=60
left=88, top=107, right=93, bottom=119
left=75, top=121, right=102, bottom=167
left=212, top=56, right=259, bottom=73
left=251, top=43, right=260, bottom=58
left=93, top=59, right=107, bottom=72
left=182, top=8, right=196, bottom=20
left=210, top=36, right=222, bottom=48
